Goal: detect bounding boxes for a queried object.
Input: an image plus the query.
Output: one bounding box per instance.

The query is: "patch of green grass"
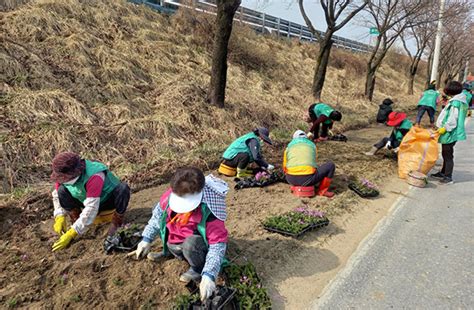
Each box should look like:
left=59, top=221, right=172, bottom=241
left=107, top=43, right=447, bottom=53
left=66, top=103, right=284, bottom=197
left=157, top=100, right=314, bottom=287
left=6, top=298, right=18, bottom=308
left=113, top=278, right=124, bottom=286
left=70, top=295, right=82, bottom=303
left=10, top=187, right=33, bottom=200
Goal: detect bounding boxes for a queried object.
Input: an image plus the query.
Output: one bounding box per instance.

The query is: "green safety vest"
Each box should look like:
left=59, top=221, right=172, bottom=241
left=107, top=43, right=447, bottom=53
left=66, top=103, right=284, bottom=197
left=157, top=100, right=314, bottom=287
left=417, top=89, right=439, bottom=110
left=462, top=89, right=472, bottom=105
left=222, top=132, right=260, bottom=161
left=158, top=201, right=229, bottom=267
left=313, top=103, right=334, bottom=125
left=438, top=100, right=468, bottom=144
left=393, top=119, right=413, bottom=142
left=285, top=138, right=317, bottom=175
left=63, top=160, right=120, bottom=203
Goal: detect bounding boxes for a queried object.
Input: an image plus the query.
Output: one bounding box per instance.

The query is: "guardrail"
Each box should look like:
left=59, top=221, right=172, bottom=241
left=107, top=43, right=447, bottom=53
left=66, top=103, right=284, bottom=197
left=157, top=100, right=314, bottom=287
left=129, top=0, right=371, bottom=53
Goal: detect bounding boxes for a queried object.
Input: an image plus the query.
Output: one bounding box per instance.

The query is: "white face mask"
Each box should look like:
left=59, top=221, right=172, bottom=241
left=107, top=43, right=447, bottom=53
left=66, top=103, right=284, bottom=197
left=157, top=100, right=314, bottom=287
left=63, top=176, right=79, bottom=185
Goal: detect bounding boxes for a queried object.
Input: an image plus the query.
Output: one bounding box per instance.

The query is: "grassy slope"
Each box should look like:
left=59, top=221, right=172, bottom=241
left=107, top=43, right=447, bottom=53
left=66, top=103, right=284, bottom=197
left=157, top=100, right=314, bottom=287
left=1, top=0, right=424, bottom=194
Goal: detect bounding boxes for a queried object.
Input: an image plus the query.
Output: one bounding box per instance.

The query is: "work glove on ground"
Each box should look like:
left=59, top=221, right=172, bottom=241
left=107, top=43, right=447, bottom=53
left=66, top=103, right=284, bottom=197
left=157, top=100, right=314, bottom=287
left=306, top=132, right=314, bottom=139
left=200, top=274, right=216, bottom=302
left=266, top=164, right=275, bottom=171
left=53, top=215, right=67, bottom=235
left=438, top=127, right=447, bottom=135
left=52, top=228, right=77, bottom=252
left=136, top=240, right=151, bottom=259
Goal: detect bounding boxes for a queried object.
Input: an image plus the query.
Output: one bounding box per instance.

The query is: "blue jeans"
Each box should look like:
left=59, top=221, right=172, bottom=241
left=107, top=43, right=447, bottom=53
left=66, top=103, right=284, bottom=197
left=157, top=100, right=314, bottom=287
left=416, top=106, right=435, bottom=124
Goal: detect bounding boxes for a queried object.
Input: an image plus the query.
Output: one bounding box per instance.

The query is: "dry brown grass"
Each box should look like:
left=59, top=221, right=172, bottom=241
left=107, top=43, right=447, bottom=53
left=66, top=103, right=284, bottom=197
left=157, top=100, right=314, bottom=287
left=1, top=0, right=425, bottom=194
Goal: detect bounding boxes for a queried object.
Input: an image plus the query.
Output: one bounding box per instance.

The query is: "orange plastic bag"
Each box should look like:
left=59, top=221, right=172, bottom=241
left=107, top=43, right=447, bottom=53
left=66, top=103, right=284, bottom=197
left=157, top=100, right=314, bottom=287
left=398, top=127, right=439, bottom=179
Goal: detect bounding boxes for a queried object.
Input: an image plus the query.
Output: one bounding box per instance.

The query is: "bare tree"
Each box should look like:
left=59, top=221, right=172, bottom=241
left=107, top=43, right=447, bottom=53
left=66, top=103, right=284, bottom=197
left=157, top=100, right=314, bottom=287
left=208, top=0, right=241, bottom=107
left=400, top=20, right=436, bottom=94
left=298, top=0, right=368, bottom=100
left=363, top=0, right=428, bottom=101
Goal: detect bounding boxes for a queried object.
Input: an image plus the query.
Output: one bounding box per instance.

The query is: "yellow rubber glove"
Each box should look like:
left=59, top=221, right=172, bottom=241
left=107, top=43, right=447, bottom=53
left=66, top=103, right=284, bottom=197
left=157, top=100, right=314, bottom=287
left=438, top=127, right=447, bottom=135
left=53, top=215, right=67, bottom=235
left=52, top=228, right=77, bottom=252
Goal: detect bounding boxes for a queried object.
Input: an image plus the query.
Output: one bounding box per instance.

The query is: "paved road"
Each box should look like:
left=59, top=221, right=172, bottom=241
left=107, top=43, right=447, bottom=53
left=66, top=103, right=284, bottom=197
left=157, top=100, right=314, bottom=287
left=315, top=120, right=474, bottom=310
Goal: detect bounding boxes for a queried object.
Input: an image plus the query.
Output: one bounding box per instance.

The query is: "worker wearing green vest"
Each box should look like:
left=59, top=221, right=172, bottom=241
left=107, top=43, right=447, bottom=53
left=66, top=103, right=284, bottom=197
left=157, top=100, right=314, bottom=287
left=462, top=82, right=472, bottom=108
left=283, top=130, right=336, bottom=198
left=135, top=168, right=229, bottom=302
left=219, top=127, right=274, bottom=178
left=416, top=83, right=440, bottom=127
left=50, top=152, right=130, bottom=251
left=365, top=112, right=413, bottom=156
left=306, top=103, right=342, bottom=142
left=431, top=81, right=469, bottom=185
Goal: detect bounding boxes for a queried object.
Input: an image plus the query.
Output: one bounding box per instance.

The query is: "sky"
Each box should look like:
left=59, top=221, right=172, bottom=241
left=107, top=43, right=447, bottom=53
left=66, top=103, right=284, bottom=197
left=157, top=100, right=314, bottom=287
left=241, top=0, right=375, bottom=46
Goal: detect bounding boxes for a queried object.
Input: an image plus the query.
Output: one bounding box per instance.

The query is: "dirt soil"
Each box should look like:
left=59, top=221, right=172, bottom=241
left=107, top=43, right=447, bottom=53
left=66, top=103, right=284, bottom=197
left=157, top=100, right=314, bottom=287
left=0, top=123, right=414, bottom=309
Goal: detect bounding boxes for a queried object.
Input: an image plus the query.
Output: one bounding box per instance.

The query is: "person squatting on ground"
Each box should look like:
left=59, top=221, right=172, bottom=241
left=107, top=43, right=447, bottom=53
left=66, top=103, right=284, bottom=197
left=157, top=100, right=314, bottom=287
left=431, top=81, right=469, bottom=184
left=218, top=127, right=274, bottom=178
left=306, top=103, right=342, bottom=142
left=283, top=130, right=336, bottom=198
left=50, top=152, right=130, bottom=252
left=135, top=167, right=229, bottom=302
left=364, top=112, right=413, bottom=156
left=376, top=98, right=394, bottom=124
left=416, top=83, right=440, bottom=127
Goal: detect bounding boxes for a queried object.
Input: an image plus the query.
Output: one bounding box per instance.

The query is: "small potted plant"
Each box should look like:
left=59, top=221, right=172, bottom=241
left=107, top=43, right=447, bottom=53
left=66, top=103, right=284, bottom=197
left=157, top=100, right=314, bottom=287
left=348, top=178, right=379, bottom=198
left=263, top=207, right=329, bottom=237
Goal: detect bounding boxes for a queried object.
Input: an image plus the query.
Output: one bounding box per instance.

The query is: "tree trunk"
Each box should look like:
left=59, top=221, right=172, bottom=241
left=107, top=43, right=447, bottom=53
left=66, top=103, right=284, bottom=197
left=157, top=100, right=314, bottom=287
left=208, top=0, right=241, bottom=108
left=365, top=65, right=377, bottom=102
left=312, top=37, right=334, bottom=100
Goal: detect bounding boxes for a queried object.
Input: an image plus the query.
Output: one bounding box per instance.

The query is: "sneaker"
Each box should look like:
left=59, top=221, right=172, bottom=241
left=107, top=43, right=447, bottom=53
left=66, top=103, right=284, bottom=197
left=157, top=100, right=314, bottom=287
left=439, top=177, right=454, bottom=184
left=179, top=268, right=201, bottom=283
left=430, top=172, right=445, bottom=179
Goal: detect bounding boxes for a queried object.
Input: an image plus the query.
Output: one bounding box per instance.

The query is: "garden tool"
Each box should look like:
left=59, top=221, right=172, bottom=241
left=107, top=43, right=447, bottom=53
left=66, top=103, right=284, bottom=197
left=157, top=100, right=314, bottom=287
left=52, top=228, right=77, bottom=252
left=53, top=215, right=67, bottom=235
left=236, top=168, right=253, bottom=178
left=317, top=177, right=334, bottom=198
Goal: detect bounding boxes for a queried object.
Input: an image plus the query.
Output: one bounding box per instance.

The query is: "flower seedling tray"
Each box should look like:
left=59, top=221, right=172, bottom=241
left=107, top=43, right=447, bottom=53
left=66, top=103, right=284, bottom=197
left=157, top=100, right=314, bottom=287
left=263, top=208, right=329, bottom=238
left=348, top=180, right=379, bottom=198
left=264, top=219, right=329, bottom=238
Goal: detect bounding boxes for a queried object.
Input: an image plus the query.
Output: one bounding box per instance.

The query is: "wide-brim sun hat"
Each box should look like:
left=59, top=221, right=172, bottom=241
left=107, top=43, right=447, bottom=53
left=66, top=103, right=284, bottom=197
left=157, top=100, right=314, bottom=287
left=386, top=112, right=407, bottom=127
left=293, top=130, right=307, bottom=139
left=169, top=191, right=204, bottom=214
left=256, top=127, right=272, bottom=145
left=51, top=152, right=85, bottom=183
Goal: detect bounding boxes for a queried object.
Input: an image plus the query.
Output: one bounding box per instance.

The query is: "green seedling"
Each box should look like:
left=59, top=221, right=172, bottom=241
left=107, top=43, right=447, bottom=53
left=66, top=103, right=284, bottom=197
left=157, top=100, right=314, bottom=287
left=6, top=298, right=18, bottom=308
left=113, top=278, right=124, bottom=286
left=263, top=208, right=328, bottom=235
left=70, top=295, right=82, bottom=303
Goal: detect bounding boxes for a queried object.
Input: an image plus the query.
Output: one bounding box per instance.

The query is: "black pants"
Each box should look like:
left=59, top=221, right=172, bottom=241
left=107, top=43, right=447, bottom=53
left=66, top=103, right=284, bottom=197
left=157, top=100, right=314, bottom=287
left=416, top=106, right=436, bottom=124
left=285, top=162, right=336, bottom=186
left=58, top=182, right=130, bottom=214
left=441, top=142, right=456, bottom=178
left=311, top=122, right=332, bottom=139
left=167, top=235, right=208, bottom=273
left=374, top=136, right=400, bottom=150
left=222, top=153, right=250, bottom=169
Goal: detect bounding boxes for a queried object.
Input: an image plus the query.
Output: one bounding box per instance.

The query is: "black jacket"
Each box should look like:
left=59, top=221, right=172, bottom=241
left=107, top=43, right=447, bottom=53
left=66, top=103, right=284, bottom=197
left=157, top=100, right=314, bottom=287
left=376, top=104, right=393, bottom=123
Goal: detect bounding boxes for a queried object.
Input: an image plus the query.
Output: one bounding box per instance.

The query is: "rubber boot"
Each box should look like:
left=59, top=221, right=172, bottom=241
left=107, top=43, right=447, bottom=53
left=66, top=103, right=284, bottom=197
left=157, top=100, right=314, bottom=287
left=237, top=168, right=253, bottom=178
left=67, top=208, right=81, bottom=223
left=107, top=211, right=124, bottom=236
left=317, top=177, right=335, bottom=198
left=364, top=146, right=378, bottom=156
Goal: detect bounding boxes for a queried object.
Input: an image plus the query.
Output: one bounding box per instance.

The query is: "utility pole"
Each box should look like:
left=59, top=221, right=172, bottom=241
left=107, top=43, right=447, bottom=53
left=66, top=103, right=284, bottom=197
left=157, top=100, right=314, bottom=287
left=430, top=0, right=446, bottom=85
left=463, top=58, right=470, bottom=82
